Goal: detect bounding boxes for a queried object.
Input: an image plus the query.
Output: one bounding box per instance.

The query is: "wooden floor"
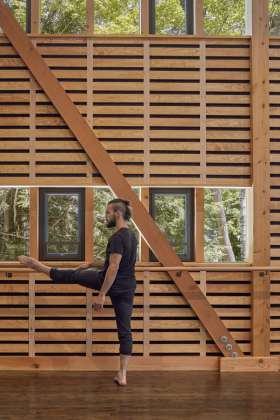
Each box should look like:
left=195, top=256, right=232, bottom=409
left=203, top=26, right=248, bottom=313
left=0, top=371, right=279, bottom=419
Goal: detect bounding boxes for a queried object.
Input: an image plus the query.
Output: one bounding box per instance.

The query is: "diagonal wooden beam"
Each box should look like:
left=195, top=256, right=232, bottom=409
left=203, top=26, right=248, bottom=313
left=0, top=0, right=243, bottom=357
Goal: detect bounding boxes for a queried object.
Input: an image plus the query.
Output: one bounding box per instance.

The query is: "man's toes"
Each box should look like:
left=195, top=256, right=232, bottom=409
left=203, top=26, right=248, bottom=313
left=18, top=255, right=27, bottom=264
left=113, top=374, right=127, bottom=386
left=18, top=256, right=35, bottom=268
left=114, top=379, right=126, bottom=386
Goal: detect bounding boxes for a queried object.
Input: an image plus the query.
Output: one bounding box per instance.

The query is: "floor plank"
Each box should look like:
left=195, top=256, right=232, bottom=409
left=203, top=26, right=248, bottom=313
left=0, top=371, right=279, bottom=419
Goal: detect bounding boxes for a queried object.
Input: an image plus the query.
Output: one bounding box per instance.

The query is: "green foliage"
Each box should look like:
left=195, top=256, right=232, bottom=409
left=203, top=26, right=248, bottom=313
left=41, top=0, right=87, bottom=33
left=40, top=0, right=141, bottom=34
left=204, top=188, right=246, bottom=262
left=4, top=0, right=26, bottom=29
left=153, top=193, right=186, bottom=256
left=0, top=187, right=248, bottom=264
left=155, top=0, right=185, bottom=34
left=0, top=188, right=29, bottom=261
left=6, top=0, right=280, bottom=36
left=47, top=193, right=80, bottom=255
left=204, top=0, right=245, bottom=35
left=94, top=0, right=140, bottom=34
left=269, top=0, right=280, bottom=34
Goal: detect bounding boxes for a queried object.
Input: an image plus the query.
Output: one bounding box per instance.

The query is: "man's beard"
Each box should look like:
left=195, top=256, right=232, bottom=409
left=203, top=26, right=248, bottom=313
left=106, top=217, right=116, bottom=228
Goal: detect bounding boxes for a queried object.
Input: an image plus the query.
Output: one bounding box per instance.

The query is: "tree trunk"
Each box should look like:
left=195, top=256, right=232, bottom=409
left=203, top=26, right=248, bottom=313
left=239, top=189, right=247, bottom=260
left=213, top=188, right=235, bottom=262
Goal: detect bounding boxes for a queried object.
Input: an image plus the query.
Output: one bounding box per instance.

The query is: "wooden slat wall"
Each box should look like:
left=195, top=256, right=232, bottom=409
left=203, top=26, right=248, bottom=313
left=0, top=269, right=252, bottom=358
left=270, top=39, right=280, bottom=264
left=270, top=271, right=280, bottom=355
left=269, top=39, right=280, bottom=355
left=0, top=24, right=278, bottom=363
left=0, top=35, right=251, bottom=186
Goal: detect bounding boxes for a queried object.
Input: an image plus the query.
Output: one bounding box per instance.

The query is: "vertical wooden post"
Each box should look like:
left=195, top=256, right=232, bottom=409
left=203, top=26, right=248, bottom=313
left=29, top=188, right=39, bottom=259
left=200, top=39, right=206, bottom=184
left=28, top=273, right=35, bottom=357
left=27, top=0, right=41, bottom=33
left=252, top=270, right=270, bottom=356
left=29, top=40, right=37, bottom=181
left=140, top=187, right=150, bottom=261
left=199, top=271, right=207, bottom=356
left=85, top=188, right=94, bottom=262
left=86, top=38, right=94, bottom=180
left=31, top=0, right=40, bottom=33
left=87, top=0, right=94, bottom=33
left=194, top=0, right=204, bottom=36
left=85, top=186, right=93, bottom=357
left=195, top=188, right=204, bottom=262
left=29, top=187, right=37, bottom=358
left=143, top=270, right=150, bottom=357
left=143, top=40, right=150, bottom=184
left=86, top=286, right=93, bottom=357
left=251, top=0, right=271, bottom=356
left=141, top=0, right=149, bottom=34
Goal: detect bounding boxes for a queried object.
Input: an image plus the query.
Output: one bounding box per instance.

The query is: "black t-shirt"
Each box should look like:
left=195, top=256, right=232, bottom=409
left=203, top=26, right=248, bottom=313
left=98, top=227, right=137, bottom=295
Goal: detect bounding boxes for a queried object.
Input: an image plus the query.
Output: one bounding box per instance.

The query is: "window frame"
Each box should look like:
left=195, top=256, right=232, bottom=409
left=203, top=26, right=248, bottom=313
left=39, top=187, right=85, bottom=261
left=26, top=0, right=31, bottom=33
left=149, top=187, right=194, bottom=262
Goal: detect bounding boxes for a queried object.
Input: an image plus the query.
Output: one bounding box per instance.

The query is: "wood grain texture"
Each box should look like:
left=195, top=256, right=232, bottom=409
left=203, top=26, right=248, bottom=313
left=251, top=0, right=271, bottom=356
left=0, top=1, right=242, bottom=357
left=0, top=371, right=279, bottom=420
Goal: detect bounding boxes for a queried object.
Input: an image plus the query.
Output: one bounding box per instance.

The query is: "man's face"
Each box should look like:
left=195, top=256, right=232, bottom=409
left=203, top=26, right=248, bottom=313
left=105, top=204, right=116, bottom=228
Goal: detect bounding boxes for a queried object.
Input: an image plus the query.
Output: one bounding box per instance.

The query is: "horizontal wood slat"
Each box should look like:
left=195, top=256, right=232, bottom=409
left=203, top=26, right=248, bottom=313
left=0, top=34, right=251, bottom=186
left=0, top=269, right=253, bottom=357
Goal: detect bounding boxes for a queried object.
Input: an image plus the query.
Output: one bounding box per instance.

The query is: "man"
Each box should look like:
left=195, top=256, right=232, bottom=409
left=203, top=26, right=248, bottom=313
left=18, top=198, right=137, bottom=386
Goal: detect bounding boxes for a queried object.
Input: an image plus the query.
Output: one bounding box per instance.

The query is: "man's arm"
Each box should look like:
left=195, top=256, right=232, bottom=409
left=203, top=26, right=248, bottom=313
left=100, top=253, right=122, bottom=295
left=93, top=253, right=122, bottom=311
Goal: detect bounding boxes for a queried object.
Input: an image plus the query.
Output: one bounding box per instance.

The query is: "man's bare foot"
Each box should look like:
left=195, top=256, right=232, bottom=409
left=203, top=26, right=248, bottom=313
left=18, top=255, right=50, bottom=275
left=113, top=371, right=127, bottom=386
left=18, top=255, right=38, bottom=269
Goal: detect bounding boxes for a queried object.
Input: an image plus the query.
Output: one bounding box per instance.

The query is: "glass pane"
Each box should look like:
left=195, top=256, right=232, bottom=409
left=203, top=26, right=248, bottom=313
left=155, top=0, right=185, bottom=34
left=94, top=0, right=140, bottom=34
left=4, top=0, right=26, bottom=30
left=204, top=188, right=249, bottom=263
left=0, top=188, right=29, bottom=261
left=47, top=193, right=80, bottom=256
left=152, top=192, right=188, bottom=256
left=93, top=187, right=140, bottom=261
left=41, top=0, right=87, bottom=34
left=204, top=0, right=245, bottom=36
left=270, top=0, right=280, bottom=35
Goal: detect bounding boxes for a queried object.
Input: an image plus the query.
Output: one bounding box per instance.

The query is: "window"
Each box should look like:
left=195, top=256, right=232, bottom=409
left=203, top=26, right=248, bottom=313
left=93, top=187, right=140, bottom=261
left=149, top=188, right=194, bottom=261
left=204, top=0, right=245, bottom=36
left=150, top=0, right=191, bottom=34
left=94, top=0, right=140, bottom=34
left=0, top=188, right=29, bottom=261
left=41, top=0, right=87, bottom=34
left=269, top=0, right=280, bottom=35
left=204, top=187, right=252, bottom=263
left=39, top=188, right=85, bottom=261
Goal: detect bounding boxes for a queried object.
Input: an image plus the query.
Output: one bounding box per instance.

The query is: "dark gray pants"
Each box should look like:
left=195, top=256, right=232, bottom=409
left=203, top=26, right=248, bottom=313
left=49, top=267, right=134, bottom=355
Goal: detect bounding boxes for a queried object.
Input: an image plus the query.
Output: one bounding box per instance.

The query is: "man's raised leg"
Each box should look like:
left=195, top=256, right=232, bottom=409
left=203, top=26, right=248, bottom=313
left=17, top=256, right=102, bottom=290
left=18, top=256, right=50, bottom=276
